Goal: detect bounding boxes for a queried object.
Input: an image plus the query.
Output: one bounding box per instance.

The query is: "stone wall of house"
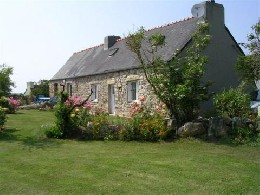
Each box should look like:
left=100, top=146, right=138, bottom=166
left=49, top=68, right=160, bottom=116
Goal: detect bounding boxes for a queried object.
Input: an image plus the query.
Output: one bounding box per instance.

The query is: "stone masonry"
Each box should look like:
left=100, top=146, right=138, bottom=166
left=49, top=68, right=159, bottom=116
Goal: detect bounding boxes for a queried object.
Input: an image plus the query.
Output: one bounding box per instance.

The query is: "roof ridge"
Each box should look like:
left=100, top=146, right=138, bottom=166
left=73, top=43, right=104, bottom=55
left=74, top=16, right=194, bottom=54
left=116, top=17, right=194, bottom=42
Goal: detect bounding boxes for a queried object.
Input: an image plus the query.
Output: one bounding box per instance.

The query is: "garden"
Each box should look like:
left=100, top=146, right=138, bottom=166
left=0, top=20, right=259, bottom=194
left=0, top=109, right=259, bottom=194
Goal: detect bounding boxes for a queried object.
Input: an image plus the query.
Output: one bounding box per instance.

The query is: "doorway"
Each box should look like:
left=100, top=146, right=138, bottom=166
left=108, top=85, right=115, bottom=114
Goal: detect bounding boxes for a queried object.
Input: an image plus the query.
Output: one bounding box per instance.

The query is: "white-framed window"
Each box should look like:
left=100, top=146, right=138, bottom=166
left=127, top=81, right=138, bottom=102
left=91, top=84, right=98, bottom=102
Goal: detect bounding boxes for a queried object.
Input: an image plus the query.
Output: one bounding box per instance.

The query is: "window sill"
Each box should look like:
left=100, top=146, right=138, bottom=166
left=91, top=99, right=98, bottom=103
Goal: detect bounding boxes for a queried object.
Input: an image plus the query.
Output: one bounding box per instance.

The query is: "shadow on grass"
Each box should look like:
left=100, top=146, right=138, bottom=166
left=8, top=112, right=25, bottom=115
left=22, top=136, right=62, bottom=149
left=0, top=127, right=62, bottom=149
left=0, top=128, right=20, bottom=141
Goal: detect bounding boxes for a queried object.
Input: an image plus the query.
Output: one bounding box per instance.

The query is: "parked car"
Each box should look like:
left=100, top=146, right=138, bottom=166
left=34, top=95, right=50, bottom=104
left=49, top=96, right=59, bottom=106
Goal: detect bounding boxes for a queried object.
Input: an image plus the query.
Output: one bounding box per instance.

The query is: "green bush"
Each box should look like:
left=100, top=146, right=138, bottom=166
left=42, top=124, right=63, bottom=138
left=92, top=112, right=110, bottom=140
left=213, top=87, right=251, bottom=118
left=82, top=112, right=123, bottom=141
left=45, top=93, right=79, bottom=139
left=54, top=100, right=78, bottom=138
left=0, top=107, right=7, bottom=130
left=77, top=107, right=92, bottom=127
left=0, top=97, right=9, bottom=108
left=231, top=124, right=260, bottom=145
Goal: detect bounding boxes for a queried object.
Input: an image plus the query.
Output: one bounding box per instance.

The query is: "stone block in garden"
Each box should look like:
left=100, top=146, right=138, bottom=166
left=177, top=122, right=206, bottom=138
left=208, top=117, right=231, bottom=137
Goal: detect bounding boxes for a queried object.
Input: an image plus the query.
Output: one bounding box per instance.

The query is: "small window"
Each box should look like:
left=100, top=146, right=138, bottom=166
left=127, top=81, right=138, bottom=102
left=91, top=84, right=98, bottom=101
left=54, top=83, right=58, bottom=95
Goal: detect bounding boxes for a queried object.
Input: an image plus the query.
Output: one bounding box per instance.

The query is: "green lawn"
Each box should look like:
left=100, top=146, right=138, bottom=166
left=0, top=110, right=259, bottom=194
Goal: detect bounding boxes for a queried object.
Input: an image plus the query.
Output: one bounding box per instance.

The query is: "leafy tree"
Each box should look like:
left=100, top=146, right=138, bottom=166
left=31, top=80, right=49, bottom=97
left=0, top=64, right=14, bottom=97
left=126, top=23, right=211, bottom=127
left=236, top=21, right=260, bottom=86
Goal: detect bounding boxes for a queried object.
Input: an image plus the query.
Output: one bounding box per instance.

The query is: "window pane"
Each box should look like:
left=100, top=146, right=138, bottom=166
left=54, top=83, right=58, bottom=95
left=131, top=82, right=136, bottom=100
left=91, top=85, right=97, bottom=100
left=127, top=82, right=132, bottom=102
left=127, top=81, right=138, bottom=102
left=69, top=85, right=72, bottom=96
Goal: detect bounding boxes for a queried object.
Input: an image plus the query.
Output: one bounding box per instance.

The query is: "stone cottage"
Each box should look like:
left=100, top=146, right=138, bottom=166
left=49, top=1, right=243, bottom=116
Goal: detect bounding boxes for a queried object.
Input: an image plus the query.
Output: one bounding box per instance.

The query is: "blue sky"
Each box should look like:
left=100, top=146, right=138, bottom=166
left=0, top=0, right=259, bottom=94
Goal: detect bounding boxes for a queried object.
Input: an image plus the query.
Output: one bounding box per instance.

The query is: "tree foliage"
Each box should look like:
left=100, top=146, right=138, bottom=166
left=0, top=64, right=14, bottom=97
left=213, top=86, right=251, bottom=118
left=126, top=23, right=211, bottom=126
left=236, top=21, right=260, bottom=86
left=31, top=80, right=49, bottom=97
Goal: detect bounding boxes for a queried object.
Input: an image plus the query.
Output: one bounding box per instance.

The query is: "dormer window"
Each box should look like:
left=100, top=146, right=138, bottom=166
left=109, top=48, right=119, bottom=57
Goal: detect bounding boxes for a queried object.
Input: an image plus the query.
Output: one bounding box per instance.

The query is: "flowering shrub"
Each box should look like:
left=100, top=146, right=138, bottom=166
left=92, top=112, right=110, bottom=140
left=45, top=94, right=170, bottom=142
left=65, top=96, right=92, bottom=109
left=65, top=96, right=92, bottom=128
left=46, top=94, right=93, bottom=139
left=128, top=96, right=168, bottom=141
left=8, top=97, right=21, bottom=113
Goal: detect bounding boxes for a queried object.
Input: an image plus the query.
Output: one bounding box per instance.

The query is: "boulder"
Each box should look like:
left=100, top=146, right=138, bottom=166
left=177, top=122, right=206, bottom=138
left=208, top=117, right=231, bottom=137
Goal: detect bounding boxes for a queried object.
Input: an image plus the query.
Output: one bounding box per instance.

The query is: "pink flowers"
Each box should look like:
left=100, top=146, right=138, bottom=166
left=83, top=102, right=92, bottom=109
left=139, top=96, right=145, bottom=102
left=9, top=97, right=21, bottom=113
left=65, top=96, right=92, bottom=109
left=129, top=99, right=144, bottom=116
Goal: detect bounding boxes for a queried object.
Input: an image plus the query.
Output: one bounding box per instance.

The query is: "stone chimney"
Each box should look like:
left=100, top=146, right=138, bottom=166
left=104, top=35, right=121, bottom=50
left=24, top=82, right=34, bottom=96
left=191, top=1, right=224, bottom=29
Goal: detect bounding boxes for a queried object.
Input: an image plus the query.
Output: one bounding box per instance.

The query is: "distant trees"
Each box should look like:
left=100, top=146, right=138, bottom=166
left=31, top=80, right=49, bottom=97
left=0, top=64, right=14, bottom=97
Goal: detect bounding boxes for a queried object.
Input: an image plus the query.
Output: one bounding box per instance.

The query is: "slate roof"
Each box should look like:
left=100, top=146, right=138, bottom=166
left=51, top=17, right=200, bottom=81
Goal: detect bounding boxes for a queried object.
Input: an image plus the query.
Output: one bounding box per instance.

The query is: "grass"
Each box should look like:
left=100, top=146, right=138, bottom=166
left=0, top=110, right=259, bottom=194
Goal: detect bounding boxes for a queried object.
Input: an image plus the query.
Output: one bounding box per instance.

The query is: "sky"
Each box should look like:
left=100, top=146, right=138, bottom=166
left=0, top=0, right=259, bottom=94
